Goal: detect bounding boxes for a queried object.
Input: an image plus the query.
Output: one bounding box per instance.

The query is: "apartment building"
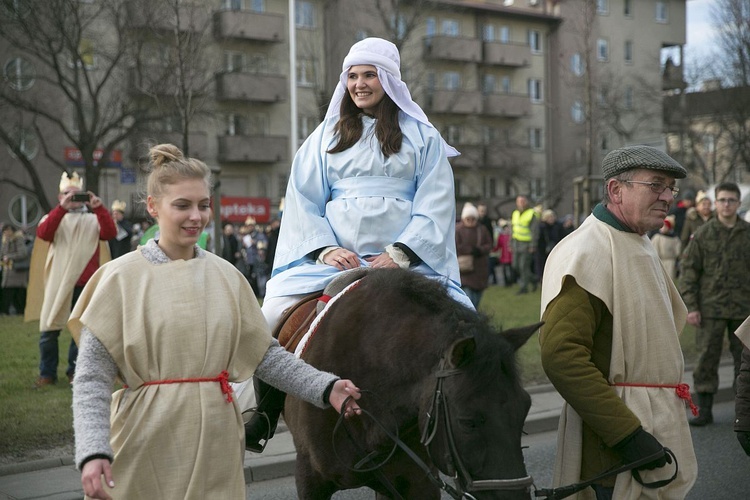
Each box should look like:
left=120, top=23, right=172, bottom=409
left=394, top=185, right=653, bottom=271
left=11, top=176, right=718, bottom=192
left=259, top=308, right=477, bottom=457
left=0, top=0, right=686, bottom=230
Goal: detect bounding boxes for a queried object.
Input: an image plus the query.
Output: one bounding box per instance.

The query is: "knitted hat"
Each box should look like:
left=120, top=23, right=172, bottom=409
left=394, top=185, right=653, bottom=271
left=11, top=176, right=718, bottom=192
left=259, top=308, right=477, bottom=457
left=59, top=171, right=83, bottom=192
left=461, top=203, right=479, bottom=220
left=695, top=190, right=708, bottom=204
left=602, top=146, right=686, bottom=179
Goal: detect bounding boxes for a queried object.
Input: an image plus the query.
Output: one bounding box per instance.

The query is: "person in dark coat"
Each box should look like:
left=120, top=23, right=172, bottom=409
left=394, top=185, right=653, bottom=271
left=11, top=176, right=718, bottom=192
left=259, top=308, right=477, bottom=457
left=535, top=209, right=564, bottom=282
left=108, top=200, right=133, bottom=259
left=455, top=203, right=492, bottom=308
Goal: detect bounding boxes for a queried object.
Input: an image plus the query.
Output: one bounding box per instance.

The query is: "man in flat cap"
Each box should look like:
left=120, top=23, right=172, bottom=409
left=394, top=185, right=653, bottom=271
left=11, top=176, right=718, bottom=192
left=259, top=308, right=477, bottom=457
left=539, top=145, right=697, bottom=498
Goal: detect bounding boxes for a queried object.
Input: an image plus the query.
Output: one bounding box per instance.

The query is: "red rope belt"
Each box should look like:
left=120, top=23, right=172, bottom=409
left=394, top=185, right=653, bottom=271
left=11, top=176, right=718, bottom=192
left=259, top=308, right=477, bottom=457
left=612, top=382, right=698, bottom=416
left=124, top=370, right=234, bottom=403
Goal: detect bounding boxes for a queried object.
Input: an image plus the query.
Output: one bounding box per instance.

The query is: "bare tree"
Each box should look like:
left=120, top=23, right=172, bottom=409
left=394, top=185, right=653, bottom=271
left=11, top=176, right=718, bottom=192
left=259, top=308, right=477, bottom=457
left=0, top=0, right=161, bottom=202
left=129, top=0, right=217, bottom=157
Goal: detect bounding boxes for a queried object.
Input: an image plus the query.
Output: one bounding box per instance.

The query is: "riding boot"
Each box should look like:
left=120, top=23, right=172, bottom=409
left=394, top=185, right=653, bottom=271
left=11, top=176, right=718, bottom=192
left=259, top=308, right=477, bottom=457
left=244, top=377, right=287, bottom=453
left=689, top=392, right=714, bottom=426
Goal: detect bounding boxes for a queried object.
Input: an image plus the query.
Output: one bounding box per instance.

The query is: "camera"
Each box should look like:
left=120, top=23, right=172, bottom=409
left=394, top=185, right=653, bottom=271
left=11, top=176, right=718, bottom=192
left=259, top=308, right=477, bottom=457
left=71, top=193, right=90, bottom=202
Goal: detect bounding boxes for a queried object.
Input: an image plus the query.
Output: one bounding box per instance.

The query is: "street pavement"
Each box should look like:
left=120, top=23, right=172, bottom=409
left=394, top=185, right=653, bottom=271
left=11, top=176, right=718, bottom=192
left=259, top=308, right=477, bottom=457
left=0, top=363, right=736, bottom=500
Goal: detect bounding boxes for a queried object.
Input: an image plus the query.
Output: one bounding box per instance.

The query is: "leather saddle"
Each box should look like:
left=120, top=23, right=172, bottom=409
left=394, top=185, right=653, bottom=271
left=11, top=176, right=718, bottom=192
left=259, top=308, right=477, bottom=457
left=274, top=268, right=370, bottom=353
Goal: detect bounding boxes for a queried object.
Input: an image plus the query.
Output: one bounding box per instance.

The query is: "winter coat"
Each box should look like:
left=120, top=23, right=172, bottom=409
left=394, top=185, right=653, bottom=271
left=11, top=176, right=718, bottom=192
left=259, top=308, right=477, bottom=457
left=455, top=222, right=492, bottom=291
left=680, top=207, right=713, bottom=248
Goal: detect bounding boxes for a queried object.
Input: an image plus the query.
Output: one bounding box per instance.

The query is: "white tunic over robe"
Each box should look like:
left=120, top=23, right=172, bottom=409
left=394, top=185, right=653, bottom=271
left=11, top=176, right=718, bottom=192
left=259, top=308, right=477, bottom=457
left=69, top=246, right=272, bottom=499
left=266, top=112, right=468, bottom=306
left=541, top=214, right=697, bottom=499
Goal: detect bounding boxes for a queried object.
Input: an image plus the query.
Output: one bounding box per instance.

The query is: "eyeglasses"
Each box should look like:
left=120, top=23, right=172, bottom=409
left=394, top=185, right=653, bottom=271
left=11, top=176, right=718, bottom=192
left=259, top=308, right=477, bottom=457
left=715, top=198, right=739, bottom=205
left=621, top=180, right=679, bottom=198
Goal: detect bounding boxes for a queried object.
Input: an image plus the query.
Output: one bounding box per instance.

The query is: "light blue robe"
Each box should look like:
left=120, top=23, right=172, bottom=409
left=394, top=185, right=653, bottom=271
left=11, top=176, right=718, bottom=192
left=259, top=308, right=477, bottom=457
left=265, top=112, right=471, bottom=309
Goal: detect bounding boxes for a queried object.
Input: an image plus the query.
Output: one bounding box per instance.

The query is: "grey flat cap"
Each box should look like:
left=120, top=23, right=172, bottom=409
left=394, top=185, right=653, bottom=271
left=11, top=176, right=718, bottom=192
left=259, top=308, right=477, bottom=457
left=602, top=145, right=687, bottom=179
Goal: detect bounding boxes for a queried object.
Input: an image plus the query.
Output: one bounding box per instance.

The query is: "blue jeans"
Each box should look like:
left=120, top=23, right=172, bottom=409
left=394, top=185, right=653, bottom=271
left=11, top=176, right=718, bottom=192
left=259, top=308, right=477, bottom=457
left=38, top=285, right=83, bottom=380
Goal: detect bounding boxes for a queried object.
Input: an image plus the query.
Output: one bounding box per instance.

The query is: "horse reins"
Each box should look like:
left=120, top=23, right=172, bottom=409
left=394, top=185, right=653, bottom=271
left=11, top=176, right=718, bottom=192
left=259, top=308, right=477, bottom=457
left=533, top=447, right=679, bottom=499
left=333, top=364, right=534, bottom=499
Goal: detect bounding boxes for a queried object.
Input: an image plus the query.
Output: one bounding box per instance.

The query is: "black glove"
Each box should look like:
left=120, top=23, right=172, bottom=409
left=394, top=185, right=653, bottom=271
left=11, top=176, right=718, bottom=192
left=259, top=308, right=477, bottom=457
left=737, top=431, right=750, bottom=456
left=613, top=427, right=669, bottom=471
left=471, top=247, right=482, bottom=257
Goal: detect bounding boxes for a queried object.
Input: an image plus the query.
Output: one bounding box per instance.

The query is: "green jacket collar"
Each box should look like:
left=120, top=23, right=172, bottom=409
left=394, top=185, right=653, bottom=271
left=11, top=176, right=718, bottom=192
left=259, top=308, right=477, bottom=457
left=593, top=203, right=636, bottom=233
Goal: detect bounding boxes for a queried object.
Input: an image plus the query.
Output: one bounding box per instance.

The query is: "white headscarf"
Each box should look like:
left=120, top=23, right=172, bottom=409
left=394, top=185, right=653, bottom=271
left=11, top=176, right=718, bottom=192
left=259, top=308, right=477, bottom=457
left=324, top=37, right=460, bottom=157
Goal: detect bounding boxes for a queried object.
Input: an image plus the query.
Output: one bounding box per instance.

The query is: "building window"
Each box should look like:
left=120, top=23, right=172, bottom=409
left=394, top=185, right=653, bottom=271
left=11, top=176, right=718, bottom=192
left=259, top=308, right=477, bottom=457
left=624, top=0, right=633, bottom=17
left=501, top=76, right=511, bottom=94
left=224, top=52, right=244, bottom=72
left=390, top=14, right=407, bottom=40
left=441, top=19, right=459, bottom=37
left=597, top=39, right=609, bottom=62
left=597, top=0, right=609, bottom=15
left=226, top=114, right=247, bottom=136
left=443, top=72, right=461, bottom=90
left=529, top=128, right=543, bottom=150
left=500, top=26, right=510, bottom=43
left=571, top=53, right=585, bottom=76
left=482, top=74, right=495, bottom=94
left=427, top=72, right=436, bottom=91
left=246, top=53, right=269, bottom=74
left=486, top=177, right=497, bottom=198
left=3, top=57, right=35, bottom=91
left=624, top=86, right=634, bottom=109
left=8, top=127, right=38, bottom=160
left=249, top=0, right=264, bottom=11
left=528, top=78, right=542, bottom=102
left=295, top=1, right=314, bottom=28
left=571, top=100, right=584, bottom=123
left=528, top=30, right=542, bottom=53
left=296, top=59, right=315, bottom=86
left=298, top=115, right=317, bottom=142
left=601, top=133, right=609, bottom=151
left=656, top=1, right=668, bottom=23
left=703, top=134, right=715, bottom=153
left=426, top=17, right=436, bottom=38
left=445, top=124, right=462, bottom=144
left=624, top=40, right=633, bottom=63
left=483, top=24, right=495, bottom=42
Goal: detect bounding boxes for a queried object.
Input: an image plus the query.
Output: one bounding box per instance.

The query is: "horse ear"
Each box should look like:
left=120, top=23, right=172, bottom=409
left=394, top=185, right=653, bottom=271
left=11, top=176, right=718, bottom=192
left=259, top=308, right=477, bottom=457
left=501, top=321, right=544, bottom=352
left=446, top=335, right=476, bottom=369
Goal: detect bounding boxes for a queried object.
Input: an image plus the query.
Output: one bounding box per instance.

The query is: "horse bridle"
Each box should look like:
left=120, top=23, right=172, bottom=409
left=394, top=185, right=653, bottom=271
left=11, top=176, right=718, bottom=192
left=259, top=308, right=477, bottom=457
left=334, top=363, right=533, bottom=499
left=420, top=366, right=534, bottom=498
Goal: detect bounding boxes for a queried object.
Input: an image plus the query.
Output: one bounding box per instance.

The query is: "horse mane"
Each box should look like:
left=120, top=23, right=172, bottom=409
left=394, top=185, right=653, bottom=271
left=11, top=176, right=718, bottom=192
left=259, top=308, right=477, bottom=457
left=360, top=269, right=521, bottom=380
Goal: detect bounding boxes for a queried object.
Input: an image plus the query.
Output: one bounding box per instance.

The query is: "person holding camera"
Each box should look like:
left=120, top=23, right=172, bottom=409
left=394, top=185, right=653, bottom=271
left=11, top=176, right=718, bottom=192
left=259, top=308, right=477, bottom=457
left=25, top=172, right=116, bottom=388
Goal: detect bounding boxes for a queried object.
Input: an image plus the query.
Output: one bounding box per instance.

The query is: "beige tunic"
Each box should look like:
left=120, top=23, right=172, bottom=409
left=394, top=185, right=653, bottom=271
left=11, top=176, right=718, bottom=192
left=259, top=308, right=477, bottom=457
left=68, top=248, right=272, bottom=499
left=541, top=214, right=697, bottom=499
left=25, top=213, right=110, bottom=331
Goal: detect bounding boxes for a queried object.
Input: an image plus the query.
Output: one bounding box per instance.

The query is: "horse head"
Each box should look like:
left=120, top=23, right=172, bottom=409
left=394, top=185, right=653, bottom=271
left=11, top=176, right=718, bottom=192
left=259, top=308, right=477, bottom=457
left=420, top=320, right=542, bottom=499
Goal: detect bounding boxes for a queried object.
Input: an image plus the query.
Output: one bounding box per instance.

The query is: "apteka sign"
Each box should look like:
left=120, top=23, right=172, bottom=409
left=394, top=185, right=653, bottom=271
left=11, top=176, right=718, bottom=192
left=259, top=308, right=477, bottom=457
left=220, top=197, right=270, bottom=223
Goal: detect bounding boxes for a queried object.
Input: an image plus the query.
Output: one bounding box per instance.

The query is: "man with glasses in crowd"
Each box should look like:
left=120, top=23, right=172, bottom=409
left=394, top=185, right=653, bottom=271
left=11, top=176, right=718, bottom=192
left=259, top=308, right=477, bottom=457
left=540, top=145, right=697, bottom=499
left=679, top=182, right=750, bottom=426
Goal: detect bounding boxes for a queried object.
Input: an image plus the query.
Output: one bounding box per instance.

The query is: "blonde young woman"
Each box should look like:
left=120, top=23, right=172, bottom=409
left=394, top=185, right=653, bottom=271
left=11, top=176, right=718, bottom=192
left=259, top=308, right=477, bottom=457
left=69, top=144, right=360, bottom=500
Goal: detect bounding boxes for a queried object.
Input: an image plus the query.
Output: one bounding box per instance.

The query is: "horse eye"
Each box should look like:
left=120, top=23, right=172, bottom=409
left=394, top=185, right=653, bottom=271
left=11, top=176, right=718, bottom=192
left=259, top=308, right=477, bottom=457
left=458, top=416, right=485, bottom=430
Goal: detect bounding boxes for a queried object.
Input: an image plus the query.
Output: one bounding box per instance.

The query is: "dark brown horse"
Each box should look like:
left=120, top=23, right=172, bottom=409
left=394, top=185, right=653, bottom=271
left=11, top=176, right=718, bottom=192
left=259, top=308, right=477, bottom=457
left=284, top=268, right=540, bottom=499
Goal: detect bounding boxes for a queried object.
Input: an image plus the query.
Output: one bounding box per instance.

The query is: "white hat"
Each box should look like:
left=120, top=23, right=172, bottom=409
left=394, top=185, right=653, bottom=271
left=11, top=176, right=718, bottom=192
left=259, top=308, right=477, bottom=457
left=461, top=203, right=479, bottom=220
left=324, top=37, right=459, bottom=158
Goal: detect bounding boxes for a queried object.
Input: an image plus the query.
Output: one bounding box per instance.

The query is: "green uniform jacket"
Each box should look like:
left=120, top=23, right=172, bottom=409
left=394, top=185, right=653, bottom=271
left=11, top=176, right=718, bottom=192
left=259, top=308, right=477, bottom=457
left=679, top=217, right=750, bottom=319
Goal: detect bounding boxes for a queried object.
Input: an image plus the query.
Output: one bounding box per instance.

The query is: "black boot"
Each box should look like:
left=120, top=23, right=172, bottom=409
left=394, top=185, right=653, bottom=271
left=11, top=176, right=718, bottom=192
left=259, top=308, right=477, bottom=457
left=689, top=392, right=714, bottom=426
left=244, top=377, right=287, bottom=453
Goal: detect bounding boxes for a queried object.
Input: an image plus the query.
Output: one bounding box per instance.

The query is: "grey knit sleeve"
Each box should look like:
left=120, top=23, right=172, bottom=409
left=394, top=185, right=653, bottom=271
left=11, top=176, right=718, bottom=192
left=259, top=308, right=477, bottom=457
left=72, top=328, right=118, bottom=470
left=255, top=338, right=338, bottom=409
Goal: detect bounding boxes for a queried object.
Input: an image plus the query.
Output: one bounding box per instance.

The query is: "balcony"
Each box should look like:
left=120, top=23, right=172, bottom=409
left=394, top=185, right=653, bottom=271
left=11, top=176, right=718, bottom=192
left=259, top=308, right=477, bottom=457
left=483, top=93, right=530, bottom=118
left=424, top=36, right=482, bottom=63
left=484, top=145, right=532, bottom=169
left=128, top=67, right=210, bottom=97
left=425, top=90, right=482, bottom=114
left=127, top=4, right=211, bottom=32
left=449, top=144, right=483, bottom=169
left=218, top=135, right=288, bottom=163
left=213, top=10, right=284, bottom=42
left=483, top=42, right=531, bottom=67
left=215, top=72, right=287, bottom=102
